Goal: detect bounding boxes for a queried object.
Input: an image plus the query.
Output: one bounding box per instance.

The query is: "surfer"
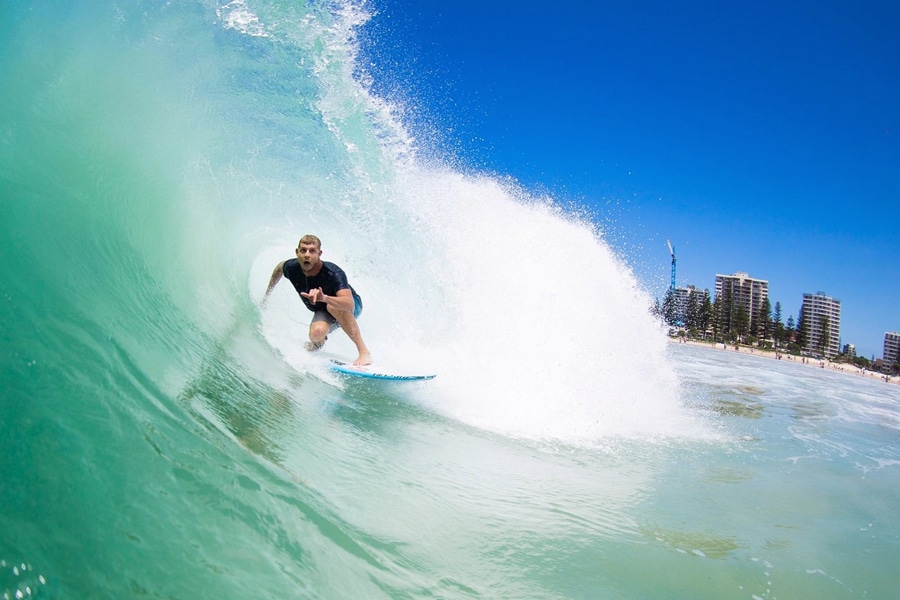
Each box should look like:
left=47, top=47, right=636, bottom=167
left=263, top=235, right=372, bottom=366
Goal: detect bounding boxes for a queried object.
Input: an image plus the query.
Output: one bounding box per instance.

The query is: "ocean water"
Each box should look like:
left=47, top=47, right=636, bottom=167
left=2, top=1, right=899, bottom=598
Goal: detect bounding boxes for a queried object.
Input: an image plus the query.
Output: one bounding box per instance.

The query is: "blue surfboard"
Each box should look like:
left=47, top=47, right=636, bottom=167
left=329, top=360, right=436, bottom=381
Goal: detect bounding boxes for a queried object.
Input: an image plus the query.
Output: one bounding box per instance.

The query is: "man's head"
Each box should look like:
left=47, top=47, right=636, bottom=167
left=296, top=234, right=323, bottom=272
left=298, top=234, right=321, bottom=250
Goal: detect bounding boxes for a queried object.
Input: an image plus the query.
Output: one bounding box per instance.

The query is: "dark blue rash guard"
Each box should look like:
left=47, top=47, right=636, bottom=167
left=282, top=258, right=361, bottom=313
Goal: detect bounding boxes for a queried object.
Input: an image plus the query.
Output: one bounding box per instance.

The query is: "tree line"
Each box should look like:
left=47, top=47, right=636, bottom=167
left=652, top=288, right=873, bottom=367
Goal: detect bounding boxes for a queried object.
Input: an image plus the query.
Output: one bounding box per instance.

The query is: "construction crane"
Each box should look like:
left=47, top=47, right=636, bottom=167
left=666, top=240, right=676, bottom=290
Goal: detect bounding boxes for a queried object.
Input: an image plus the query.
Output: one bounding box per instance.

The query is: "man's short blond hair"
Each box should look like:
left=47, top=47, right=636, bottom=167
left=298, top=234, right=321, bottom=249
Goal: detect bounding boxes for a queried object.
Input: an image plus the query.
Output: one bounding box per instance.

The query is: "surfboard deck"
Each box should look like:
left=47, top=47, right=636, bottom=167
left=329, top=360, right=436, bottom=381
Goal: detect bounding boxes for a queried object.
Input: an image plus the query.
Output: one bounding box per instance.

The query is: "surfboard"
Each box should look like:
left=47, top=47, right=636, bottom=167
left=329, top=360, right=436, bottom=381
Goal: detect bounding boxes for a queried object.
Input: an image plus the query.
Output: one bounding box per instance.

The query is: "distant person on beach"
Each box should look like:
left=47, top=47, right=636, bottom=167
left=263, top=234, right=372, bottom=366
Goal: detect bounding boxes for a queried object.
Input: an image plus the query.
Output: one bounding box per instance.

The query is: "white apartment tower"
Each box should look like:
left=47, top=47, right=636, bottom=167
left=801, top=292, right=842, bottom=358
left=885, top=332, right=900, bottom=367
left=714, top=272, right=769, bottom=336
left=671, top=285, right=702, bottom=325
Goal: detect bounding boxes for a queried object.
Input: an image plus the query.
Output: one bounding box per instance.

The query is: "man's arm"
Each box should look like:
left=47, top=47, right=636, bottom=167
left=302, top=287, right=355, bottom=313
left=262, top=261, right=286, bottom=306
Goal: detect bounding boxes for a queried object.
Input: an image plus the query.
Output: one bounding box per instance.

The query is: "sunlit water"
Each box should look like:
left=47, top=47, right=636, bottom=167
left=2, top=1, right=899, bottom=598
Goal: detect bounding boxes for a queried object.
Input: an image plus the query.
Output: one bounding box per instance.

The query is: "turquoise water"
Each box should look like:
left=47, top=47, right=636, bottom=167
left=3, top=1, right=899, bottom=598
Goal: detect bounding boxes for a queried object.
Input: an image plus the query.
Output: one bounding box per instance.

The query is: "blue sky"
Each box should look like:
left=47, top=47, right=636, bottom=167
left=361, top=0, right=899, bottom=359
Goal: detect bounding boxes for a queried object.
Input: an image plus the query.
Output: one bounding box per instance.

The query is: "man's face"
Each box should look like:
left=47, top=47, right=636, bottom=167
left=296, top=242, right=322, bottom=272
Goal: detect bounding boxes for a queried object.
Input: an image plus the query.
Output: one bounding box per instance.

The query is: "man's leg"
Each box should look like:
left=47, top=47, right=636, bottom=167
left=328, top=305, right=372, bottom=366
left=307, top=312, right=333, bottom=350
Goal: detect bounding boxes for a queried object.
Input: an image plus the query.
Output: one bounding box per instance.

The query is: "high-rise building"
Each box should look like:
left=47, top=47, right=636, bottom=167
left=670, top=285, right=693, bottom=325
left=885, top=332, right=900, bottom=367
left=800, top=292, right=841, bottom=358
left=714, top=272, right=769, bottom=337
left=669, top=285, right=710, bottom=328
left=672, top=286, right=691, bottom=324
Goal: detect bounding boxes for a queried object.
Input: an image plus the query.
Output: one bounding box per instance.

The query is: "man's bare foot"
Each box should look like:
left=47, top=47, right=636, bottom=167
left=353, top=352, right=372, bottom=366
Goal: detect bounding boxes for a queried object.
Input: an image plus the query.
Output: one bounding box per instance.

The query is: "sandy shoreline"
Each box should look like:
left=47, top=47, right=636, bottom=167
left=670, top=337, right=900, bottom=387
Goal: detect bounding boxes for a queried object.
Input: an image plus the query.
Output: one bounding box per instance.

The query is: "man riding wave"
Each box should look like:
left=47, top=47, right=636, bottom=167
left=263, top=235, right=372, bottom=366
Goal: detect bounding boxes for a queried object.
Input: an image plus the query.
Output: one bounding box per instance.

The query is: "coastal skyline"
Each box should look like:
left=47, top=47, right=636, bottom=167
left=361, top=0, right=899, bottom=358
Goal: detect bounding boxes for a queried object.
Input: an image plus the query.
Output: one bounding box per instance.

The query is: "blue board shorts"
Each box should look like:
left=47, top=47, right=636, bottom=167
left=311, top=293, right=362, bottom=332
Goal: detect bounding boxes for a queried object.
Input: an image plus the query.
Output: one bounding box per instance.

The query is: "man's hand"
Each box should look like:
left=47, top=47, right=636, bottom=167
left=301, top=287, right=326, bottom=304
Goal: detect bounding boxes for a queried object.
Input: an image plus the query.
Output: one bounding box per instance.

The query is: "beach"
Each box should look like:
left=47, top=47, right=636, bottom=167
left=671, top=337, right=900, bottom=386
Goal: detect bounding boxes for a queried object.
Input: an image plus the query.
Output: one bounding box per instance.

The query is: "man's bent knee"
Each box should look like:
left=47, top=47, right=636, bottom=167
left=309, top=322, right=330, bottom=341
